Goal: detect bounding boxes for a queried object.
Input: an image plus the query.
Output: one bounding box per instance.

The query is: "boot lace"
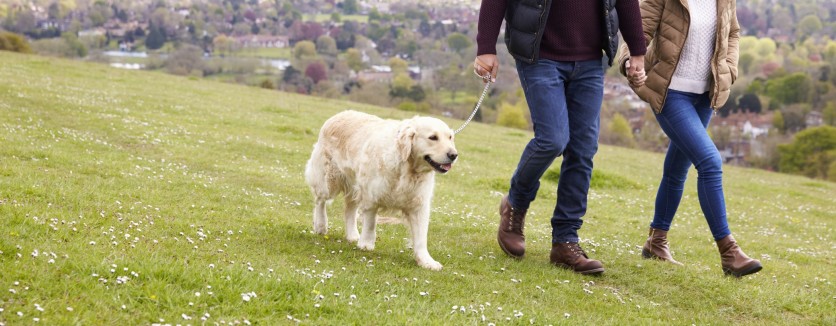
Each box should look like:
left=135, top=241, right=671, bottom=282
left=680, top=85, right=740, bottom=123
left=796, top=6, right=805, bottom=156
left=565, top=242, right=587, bottom=258
left=508, top=208, right=525, bottom=235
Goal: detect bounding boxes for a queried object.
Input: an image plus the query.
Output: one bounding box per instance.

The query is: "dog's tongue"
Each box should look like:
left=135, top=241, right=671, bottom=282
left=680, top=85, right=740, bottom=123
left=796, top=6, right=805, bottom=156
left=441, top=163, right=452, bottom=171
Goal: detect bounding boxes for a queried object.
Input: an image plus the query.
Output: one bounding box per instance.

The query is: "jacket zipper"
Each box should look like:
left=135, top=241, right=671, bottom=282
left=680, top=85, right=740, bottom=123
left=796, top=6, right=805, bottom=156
left=660, top=3, right=691, bottom=113
left=530, top=0, right=551, bottom=63
left=709, top=1, right=724, bottom=110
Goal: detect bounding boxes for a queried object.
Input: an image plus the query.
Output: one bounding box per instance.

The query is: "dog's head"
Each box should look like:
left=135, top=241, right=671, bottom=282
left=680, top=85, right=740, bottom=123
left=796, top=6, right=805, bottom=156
left=397, top=116, right=458, bottom=174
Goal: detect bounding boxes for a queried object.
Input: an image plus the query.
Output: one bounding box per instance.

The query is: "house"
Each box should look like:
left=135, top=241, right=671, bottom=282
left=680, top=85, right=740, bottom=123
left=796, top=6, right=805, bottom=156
left=805, top=111, right=823, bottom=128
left=234, top=35, right=289, bottom=48
left=357, top=70, right=393, bottom=83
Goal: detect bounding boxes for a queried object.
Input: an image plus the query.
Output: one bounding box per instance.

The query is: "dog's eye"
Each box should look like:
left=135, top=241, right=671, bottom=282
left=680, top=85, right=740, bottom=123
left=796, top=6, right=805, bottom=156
left=429, top=135, right=438, bottom=141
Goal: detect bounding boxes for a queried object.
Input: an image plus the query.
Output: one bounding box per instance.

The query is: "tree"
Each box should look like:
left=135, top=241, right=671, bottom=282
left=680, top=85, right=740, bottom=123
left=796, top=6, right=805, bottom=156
left=778, top=126, right=836, bottom=180
left=342, top=0, right=359, bottom=14
left=293, top=40, right=316, bottom=59
left=315, top=35, right=337, bottom=56
left=305, top=61, right=328, bottom=84
left=738, top=53, right=755, bottom=75
left=781, top=105, right=809, bottom=133
left=344, top=48, right=364, bottom=72
left=772, top=110, right=785, bottom=134
left=145, top=23, right=166, bottom=50
left=823, top=102, right=836, bottom=126
left=738, top=93, right=762, bottom=113
left=213, top=34, right=233, bottom=56
left=388, top=57, right=408, bottom=74
left=301, top=22, right=325, bottom=41
left=765, top=73, right=813, bottom=105
left=797, top=15, right=823, bottom=39
left=389, top=73, right=415, bottom=98
left=446, top=32, right=471, bottom=54
left=755, top=38, right=776, bottom=57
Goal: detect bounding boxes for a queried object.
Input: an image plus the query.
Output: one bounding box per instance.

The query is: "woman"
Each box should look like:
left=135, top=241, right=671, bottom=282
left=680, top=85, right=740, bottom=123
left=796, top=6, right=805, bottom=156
left=617, top=0, right=762, bottom=277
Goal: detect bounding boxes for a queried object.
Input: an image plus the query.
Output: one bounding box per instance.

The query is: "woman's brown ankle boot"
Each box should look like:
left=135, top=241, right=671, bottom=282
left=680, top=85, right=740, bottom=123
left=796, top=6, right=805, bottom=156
left=716, top=235, right=762, bottom=277
left=641, top=228, right=683, bottom=266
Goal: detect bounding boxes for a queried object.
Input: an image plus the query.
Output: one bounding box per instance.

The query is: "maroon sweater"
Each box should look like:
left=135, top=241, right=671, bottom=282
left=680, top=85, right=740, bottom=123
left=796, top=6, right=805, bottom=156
left=477, top=0, right=646, bottom=62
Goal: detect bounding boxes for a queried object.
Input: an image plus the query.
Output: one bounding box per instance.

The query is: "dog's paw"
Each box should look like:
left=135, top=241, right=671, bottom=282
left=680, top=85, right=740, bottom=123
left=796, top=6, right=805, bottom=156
left=357, top=241, right=375, bottom=251
left=313, top=223, right=327, bottom=235
left=418, top=259, right=443, bottom=271
left=346, top=233, right=360, bottom=243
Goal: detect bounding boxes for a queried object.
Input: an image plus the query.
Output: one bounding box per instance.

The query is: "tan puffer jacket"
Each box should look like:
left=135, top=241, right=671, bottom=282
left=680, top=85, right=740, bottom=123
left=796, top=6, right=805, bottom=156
left=617, top=0, right=740, bottom=113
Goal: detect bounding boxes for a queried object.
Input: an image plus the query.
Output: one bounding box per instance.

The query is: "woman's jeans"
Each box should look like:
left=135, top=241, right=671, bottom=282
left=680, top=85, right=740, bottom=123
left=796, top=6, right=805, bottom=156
left=511, top=59, right=604, bottom=243
left=652, top=89, right=731, bottom=240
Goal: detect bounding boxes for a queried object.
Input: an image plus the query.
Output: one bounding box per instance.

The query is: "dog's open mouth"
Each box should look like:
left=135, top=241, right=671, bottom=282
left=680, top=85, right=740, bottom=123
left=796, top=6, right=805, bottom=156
left=424, top=155, right=453, bottom=173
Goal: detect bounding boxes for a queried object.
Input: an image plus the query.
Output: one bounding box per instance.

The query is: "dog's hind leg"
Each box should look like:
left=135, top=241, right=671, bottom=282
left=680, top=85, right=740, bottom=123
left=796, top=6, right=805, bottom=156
left=357, top=207, right=378, bottom=251
left=344, top=196, right=360, bottom=243
left=407, top=206, right=442, bottom=271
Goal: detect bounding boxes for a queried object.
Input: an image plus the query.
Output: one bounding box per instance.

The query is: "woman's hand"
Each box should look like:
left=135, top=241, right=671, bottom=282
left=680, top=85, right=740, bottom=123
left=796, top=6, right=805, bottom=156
left=473, top=54, right=498, bottom=83
left=625, top=55, right=647, bottom=88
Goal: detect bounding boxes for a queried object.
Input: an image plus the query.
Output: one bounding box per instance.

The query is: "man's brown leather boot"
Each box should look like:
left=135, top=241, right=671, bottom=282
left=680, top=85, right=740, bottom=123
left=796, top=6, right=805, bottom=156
left=550, top=242, right=604, bottom=275
left=498, top=195, right=526, bottom=258
left=642, top=227, right=684, bottom=266
left=717, top=235, right=762, bottom=277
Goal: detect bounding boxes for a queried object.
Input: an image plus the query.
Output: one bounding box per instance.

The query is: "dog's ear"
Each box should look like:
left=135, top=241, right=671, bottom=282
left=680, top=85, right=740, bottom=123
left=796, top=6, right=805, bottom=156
left=397, top=123, right=415, bottom=161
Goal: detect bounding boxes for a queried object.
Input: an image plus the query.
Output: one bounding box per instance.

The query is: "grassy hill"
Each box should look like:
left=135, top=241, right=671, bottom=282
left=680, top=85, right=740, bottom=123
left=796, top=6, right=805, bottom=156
left=0, top=51, right=833, bottom=324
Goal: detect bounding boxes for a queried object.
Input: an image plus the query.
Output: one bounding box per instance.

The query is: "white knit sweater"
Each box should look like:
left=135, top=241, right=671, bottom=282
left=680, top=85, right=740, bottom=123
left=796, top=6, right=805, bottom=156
left=669, top=0, right=717, bottom=94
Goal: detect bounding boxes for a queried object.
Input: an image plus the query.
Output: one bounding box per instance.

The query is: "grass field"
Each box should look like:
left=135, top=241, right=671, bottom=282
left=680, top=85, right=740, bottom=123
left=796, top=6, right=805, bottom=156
left=0, top=51, right=833, bottom=325
left=232, top=47, right=293, bottom=60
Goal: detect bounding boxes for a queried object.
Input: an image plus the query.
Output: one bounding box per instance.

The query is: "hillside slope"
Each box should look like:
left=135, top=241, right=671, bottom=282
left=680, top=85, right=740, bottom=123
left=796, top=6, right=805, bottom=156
left=0, top=51, right=833, bottom=324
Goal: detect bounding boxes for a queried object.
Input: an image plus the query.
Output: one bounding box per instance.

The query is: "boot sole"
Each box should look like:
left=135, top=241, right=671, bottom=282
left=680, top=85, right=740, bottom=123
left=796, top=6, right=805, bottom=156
left=642, top=248, right=684, bottom=266
left=497, top=233, right=524, bottom=259
left=724, top=263, right=763, bottom=278
left=552, top=263, right=604, bottom=275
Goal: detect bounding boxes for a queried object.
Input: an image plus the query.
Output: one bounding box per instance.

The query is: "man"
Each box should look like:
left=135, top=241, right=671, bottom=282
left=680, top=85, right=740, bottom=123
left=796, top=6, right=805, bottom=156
left=473, top=0, right=647, bottom=274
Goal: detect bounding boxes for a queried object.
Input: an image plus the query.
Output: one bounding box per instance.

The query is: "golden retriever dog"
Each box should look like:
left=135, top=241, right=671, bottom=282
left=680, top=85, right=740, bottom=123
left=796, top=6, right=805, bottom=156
left=304, top=110, right=458, bottom=270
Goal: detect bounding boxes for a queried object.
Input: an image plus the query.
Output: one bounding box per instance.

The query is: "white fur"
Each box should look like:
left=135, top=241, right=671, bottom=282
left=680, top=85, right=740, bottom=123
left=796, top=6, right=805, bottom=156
left=304, top=110, right=457, bottom=270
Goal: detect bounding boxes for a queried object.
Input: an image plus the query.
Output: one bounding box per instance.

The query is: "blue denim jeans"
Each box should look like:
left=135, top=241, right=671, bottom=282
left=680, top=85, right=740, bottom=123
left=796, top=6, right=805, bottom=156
left=511, top=59, right=604, bottom=243
left=652, top=89, right=731, bottom=240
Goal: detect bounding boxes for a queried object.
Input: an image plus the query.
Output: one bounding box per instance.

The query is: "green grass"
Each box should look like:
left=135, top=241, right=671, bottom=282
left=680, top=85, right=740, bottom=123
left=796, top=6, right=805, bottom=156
left=306, top=13, right=368, bottom=23
left=232, top=47, right=292, bottom=60
left=0, top=51, right=834, bottom=324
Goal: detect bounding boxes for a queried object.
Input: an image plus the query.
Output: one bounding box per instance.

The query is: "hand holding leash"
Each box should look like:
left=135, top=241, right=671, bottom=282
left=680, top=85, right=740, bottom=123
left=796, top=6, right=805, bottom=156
left=473, top=54, right=498, bottom=83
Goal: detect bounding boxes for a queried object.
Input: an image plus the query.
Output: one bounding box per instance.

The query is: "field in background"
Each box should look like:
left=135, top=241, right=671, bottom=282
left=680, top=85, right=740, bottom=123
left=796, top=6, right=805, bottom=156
left=0, top=51, right=833, bottom=324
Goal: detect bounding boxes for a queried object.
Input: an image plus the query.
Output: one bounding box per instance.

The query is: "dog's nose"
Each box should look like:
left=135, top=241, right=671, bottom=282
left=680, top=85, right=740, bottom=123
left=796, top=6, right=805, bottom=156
left=448, top=152, right=458, bottom=161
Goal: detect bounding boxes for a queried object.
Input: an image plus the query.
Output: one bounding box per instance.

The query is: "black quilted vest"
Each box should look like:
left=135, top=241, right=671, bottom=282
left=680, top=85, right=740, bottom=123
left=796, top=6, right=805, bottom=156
left=503, top=0, right=620, bottom=66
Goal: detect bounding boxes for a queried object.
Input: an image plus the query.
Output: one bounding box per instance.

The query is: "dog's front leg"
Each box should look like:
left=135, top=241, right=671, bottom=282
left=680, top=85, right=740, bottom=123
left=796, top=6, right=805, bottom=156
left=407, top=206, right=442, bottom=271
left=357, top=207, right=377, bottom=251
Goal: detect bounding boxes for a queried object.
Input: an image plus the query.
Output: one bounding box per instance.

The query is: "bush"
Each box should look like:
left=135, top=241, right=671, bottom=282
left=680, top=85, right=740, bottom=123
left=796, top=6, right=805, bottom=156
left=0, top=31, right=33, bottom=53
left=778, top=125, right=836, bottom=179
left=165, top=44, right=204, bottom=76
left=496, top=102, right=528, bottom=129
left=259, top=79, right=275, bottom=89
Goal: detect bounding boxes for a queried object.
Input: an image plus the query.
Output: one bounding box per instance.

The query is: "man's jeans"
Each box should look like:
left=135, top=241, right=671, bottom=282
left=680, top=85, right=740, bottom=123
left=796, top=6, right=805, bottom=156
left=511, top=59, right=604, bottom=243
left=652, top=89, right=731, bottom=240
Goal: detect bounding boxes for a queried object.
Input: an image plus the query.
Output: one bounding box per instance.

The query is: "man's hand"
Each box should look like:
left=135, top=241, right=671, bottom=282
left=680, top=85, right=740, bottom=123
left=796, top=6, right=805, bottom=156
left=625, top=55, right=646, bottom=87
left=474, top=54, right=499, bottom=83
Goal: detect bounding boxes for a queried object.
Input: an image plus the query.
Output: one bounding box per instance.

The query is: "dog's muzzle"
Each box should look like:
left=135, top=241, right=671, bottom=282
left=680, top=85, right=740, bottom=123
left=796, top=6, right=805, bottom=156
left=424, top=153, right=457, bottom=174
